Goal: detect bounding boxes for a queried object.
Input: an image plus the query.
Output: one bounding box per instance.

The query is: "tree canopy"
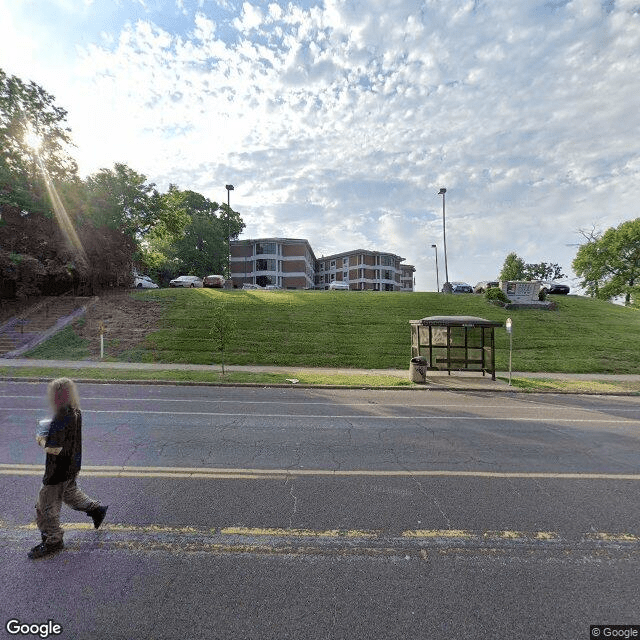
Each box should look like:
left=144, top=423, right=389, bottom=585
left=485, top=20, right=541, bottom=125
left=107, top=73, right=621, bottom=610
left=0, top=67, right=244, bottom=298
left=573, top=219, right=640, bottom=306
left=498, top=252, right=565, bottom=282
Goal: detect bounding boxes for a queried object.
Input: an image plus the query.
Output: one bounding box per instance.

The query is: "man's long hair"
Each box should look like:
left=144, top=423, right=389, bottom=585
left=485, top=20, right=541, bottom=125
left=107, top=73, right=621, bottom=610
left=48, top=378, right=81, bottom=414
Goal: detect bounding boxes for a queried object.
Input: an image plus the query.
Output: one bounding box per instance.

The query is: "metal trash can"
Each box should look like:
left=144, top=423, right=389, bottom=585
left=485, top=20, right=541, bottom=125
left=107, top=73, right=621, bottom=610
left=409, top=356, right=428, bottom=384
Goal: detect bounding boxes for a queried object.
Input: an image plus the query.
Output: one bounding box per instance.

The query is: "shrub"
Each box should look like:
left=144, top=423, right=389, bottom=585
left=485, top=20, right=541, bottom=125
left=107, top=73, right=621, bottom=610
left=485, top=286, right=511, bottom=305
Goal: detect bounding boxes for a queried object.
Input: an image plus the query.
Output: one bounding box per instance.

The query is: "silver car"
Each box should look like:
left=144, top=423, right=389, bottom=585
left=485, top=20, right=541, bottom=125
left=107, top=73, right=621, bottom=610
left=134, top=274, right=159, bottom=289
left=169, top=275, right=203, bottom=288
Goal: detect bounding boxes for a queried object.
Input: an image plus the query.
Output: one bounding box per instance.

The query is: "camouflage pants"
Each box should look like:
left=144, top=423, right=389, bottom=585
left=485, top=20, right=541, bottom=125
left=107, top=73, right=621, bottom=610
left=36, top=478, right=99, bottom=545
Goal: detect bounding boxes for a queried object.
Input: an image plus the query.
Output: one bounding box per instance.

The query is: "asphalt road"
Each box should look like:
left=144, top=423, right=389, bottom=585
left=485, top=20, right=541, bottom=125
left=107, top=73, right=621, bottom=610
left=1, top=381, right=640, bottom=639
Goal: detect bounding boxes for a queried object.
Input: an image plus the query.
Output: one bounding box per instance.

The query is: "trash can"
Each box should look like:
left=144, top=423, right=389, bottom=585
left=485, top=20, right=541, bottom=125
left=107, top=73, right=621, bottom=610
left=409, top=356, right=428, bottom=384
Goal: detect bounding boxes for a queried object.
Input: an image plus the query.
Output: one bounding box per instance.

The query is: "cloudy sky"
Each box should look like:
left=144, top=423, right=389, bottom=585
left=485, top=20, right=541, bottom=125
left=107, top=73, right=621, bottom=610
left=2, top=0, right=639, bottom=290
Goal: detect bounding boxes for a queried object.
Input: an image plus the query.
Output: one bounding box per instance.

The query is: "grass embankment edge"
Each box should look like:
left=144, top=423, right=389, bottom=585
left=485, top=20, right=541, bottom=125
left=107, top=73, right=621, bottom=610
left=497, top=376, right=640, bottom=395
left=0, top=366, right=417, bottom=389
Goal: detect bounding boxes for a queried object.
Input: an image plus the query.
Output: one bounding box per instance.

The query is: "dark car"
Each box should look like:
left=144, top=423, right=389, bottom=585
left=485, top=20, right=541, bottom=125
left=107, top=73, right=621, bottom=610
left=540, top=281, right=570, bottom=295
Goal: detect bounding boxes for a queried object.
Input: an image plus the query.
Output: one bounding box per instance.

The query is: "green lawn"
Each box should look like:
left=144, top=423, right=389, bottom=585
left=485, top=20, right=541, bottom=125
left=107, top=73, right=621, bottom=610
left=0, top=366, right=414, bottom=388
left=25, top=288, right=640, bottom=373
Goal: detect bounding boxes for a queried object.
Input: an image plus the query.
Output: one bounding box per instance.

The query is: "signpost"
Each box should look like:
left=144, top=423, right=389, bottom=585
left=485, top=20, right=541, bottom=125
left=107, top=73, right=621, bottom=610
left=99, top=322, right=105, bottom=360
left=505, top=317, right=513, bottom=386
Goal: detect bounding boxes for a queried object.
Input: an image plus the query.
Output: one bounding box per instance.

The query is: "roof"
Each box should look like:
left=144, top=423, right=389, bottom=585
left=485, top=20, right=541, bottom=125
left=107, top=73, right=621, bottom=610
left=319, top=249, right=406, bottom=262
left=410, top=316, right=504, bottom=327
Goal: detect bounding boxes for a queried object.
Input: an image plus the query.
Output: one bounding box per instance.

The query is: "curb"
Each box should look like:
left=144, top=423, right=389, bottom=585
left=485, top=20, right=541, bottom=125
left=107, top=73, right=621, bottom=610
left=1, top=375, right=638, bottom=395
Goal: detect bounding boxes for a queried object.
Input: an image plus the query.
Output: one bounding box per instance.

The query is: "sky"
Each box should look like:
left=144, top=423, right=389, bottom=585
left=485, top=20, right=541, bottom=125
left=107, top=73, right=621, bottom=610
left=2, top=0, right=639, bottom=291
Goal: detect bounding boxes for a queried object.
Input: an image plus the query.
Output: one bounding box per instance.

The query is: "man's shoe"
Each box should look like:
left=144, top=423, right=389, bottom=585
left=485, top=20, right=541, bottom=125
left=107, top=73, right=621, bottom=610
left=88, top=505, right=108, bottom=529
left=28, top=541, right=64, bottom=559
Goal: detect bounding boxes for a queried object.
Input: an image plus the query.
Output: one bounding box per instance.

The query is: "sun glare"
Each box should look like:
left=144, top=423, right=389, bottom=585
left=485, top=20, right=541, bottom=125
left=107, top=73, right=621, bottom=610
left=24, top=126, right=42, bottom=152
left=26, top=128, right=88, bottom=265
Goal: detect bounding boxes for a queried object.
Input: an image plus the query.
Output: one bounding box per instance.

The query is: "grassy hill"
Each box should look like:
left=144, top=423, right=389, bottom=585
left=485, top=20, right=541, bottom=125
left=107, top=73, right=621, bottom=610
left=26, top=288, right=640, bottom=373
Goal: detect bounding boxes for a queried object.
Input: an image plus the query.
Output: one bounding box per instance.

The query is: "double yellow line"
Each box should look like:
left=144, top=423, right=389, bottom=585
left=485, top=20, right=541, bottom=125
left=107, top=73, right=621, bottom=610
left=2, top=463, right=640, bottom=480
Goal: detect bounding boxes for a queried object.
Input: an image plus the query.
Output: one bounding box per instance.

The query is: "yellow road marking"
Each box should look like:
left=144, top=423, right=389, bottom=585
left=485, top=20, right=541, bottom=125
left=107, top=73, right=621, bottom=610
left=403, top=529, right=473, bottom=538
left=587, top=532, right=640, bottom=542
left=2, top=463, right=640, bottom=480
left=220, top=527, right=379, bottom=538
left=4, top=522, right=639, bottom=547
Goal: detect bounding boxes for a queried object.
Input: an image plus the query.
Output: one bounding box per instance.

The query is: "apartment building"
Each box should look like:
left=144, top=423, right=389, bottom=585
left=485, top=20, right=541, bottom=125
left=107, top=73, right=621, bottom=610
left=401, top=264, right=416, bottom=292
left=231, top=238, right=415, bottom=291
left=230, top=238, right=316, bottom=289
left=315, top=249, right=408, bottom=291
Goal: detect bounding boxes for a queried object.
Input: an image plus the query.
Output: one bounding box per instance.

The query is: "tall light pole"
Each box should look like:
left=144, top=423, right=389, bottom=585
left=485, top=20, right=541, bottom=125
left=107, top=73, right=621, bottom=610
left=431, top=244, right=440, bottom=293
left=225, top=184, right=234, bottom=283
left=438, top=188, right=450, bottom=291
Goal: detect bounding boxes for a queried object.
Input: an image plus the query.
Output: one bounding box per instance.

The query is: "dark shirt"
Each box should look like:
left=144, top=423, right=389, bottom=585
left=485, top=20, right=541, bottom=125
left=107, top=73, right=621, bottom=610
left=43, top=407, right=82, bottom=485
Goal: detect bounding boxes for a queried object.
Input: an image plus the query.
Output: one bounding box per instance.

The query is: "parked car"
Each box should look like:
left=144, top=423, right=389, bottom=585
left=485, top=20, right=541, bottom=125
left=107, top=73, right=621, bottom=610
left=133, top=274, right=159, bottom=289
left=169, top=275, right=203, bottom=288
left=203, top=275, right=225, bottom=288
left=540, top=281, right=570, bottom=295
left=446, top=282, right=473, bottom=294
left=328, top=281, right=350, bottom=290
left=473, top=280, right=499, bottom=294
left=242, top=283, right=263, bottom=290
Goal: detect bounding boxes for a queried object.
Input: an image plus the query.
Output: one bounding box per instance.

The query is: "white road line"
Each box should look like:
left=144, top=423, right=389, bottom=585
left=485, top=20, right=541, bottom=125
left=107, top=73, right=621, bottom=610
left=1, top=407, right=639, bottom=423
left=0, top=395, right=580, bottom=409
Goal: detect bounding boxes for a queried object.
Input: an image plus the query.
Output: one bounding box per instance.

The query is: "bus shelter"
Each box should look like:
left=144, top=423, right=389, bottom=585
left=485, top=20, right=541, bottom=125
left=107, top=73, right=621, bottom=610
left=410, top=316, right=503, bottom=380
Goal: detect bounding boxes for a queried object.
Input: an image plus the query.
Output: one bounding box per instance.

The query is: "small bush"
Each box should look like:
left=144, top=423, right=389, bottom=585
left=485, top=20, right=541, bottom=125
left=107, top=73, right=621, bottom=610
left=485, top=287, right=511, bottom=305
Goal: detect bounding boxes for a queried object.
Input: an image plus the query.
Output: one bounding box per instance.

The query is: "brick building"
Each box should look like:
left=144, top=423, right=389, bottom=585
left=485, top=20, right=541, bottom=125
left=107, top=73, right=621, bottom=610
left=230, top=238, right=316, bottom=289
left=315, top=250, right=408, bottom=291
left=231, top=238, right=415, bottom=291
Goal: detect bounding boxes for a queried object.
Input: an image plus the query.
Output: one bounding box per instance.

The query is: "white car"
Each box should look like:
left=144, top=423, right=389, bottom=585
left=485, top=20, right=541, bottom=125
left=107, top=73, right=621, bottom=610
left=134, top=274, right=159, bottom=289
left=328, top=281, right=350, bottom=290
left=169, top=275, right=203, bottom=288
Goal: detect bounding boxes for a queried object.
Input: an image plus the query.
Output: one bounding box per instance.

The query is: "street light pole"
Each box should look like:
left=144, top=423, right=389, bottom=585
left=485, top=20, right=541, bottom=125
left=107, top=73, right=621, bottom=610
left=225, top=184, right=234, bottom=283
left=431, top=244, right=440, bottom=293
left=438, top=188, right=450, bottom=291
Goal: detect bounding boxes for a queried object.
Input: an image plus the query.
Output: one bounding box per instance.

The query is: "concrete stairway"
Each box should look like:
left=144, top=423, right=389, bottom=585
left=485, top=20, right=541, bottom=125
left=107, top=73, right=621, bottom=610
left=0, top=296, right=89, bottom=357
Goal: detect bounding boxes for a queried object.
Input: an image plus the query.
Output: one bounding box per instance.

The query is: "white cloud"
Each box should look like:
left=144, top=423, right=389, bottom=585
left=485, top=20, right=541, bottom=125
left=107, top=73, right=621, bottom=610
left=3, top=0, right=640, bottom=291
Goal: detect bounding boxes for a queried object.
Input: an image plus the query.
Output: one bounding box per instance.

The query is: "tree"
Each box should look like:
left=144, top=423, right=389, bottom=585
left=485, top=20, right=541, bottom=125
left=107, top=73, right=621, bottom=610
left=573, top=218, right=640, bottom=306
left=84, top=163, right=162, bottom=239
left=0, top=67, right=78, bottom=212
left=524, top=262, right=566, bottom=281
left=142, top=187, right=245, bottom=281
left=209, top=302, right=236, bottom=375
left=499, top=252, right=526, bottom=281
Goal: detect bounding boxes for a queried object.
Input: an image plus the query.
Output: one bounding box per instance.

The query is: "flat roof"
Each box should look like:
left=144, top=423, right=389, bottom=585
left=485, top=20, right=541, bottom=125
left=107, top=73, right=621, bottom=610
left=319, top=249, right=406, bottom=262
left=411, top=316, right=503, bottom=327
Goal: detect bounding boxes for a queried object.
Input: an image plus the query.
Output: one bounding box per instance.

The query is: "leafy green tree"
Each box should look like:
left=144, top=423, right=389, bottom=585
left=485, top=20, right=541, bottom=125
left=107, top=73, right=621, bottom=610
left=0, top=67, right=77, bottom=212
left=142, top=187, right=245, bottom=280
left=524, top=262, right=566, bottom=281
left=498, top=252, right=526, bottom=281
left=573, top=218, right=640, bottom=306
left=209, top=302, right=236, bottom=375
left=84, top=163, right=162, bottom=239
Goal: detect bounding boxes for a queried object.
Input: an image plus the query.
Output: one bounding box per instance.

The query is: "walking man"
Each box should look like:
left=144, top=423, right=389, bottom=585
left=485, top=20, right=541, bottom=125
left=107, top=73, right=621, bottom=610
left=29, top=377, right=108, bottom=559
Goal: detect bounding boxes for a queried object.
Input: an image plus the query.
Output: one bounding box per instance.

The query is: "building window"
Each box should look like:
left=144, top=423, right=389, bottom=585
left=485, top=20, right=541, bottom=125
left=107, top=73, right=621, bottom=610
left=343, top=257, right=349, bottom=267
left=381, top=255, right=394, bottom=266
left=255, top=242, right=277, bottom=255
left=343, top=271, right=348, bottom=281
left=383, top=270, right=392, bottom=280
left=330, top=260, right=336, bottom=268
left=255, top=259, right=276, bottom=271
